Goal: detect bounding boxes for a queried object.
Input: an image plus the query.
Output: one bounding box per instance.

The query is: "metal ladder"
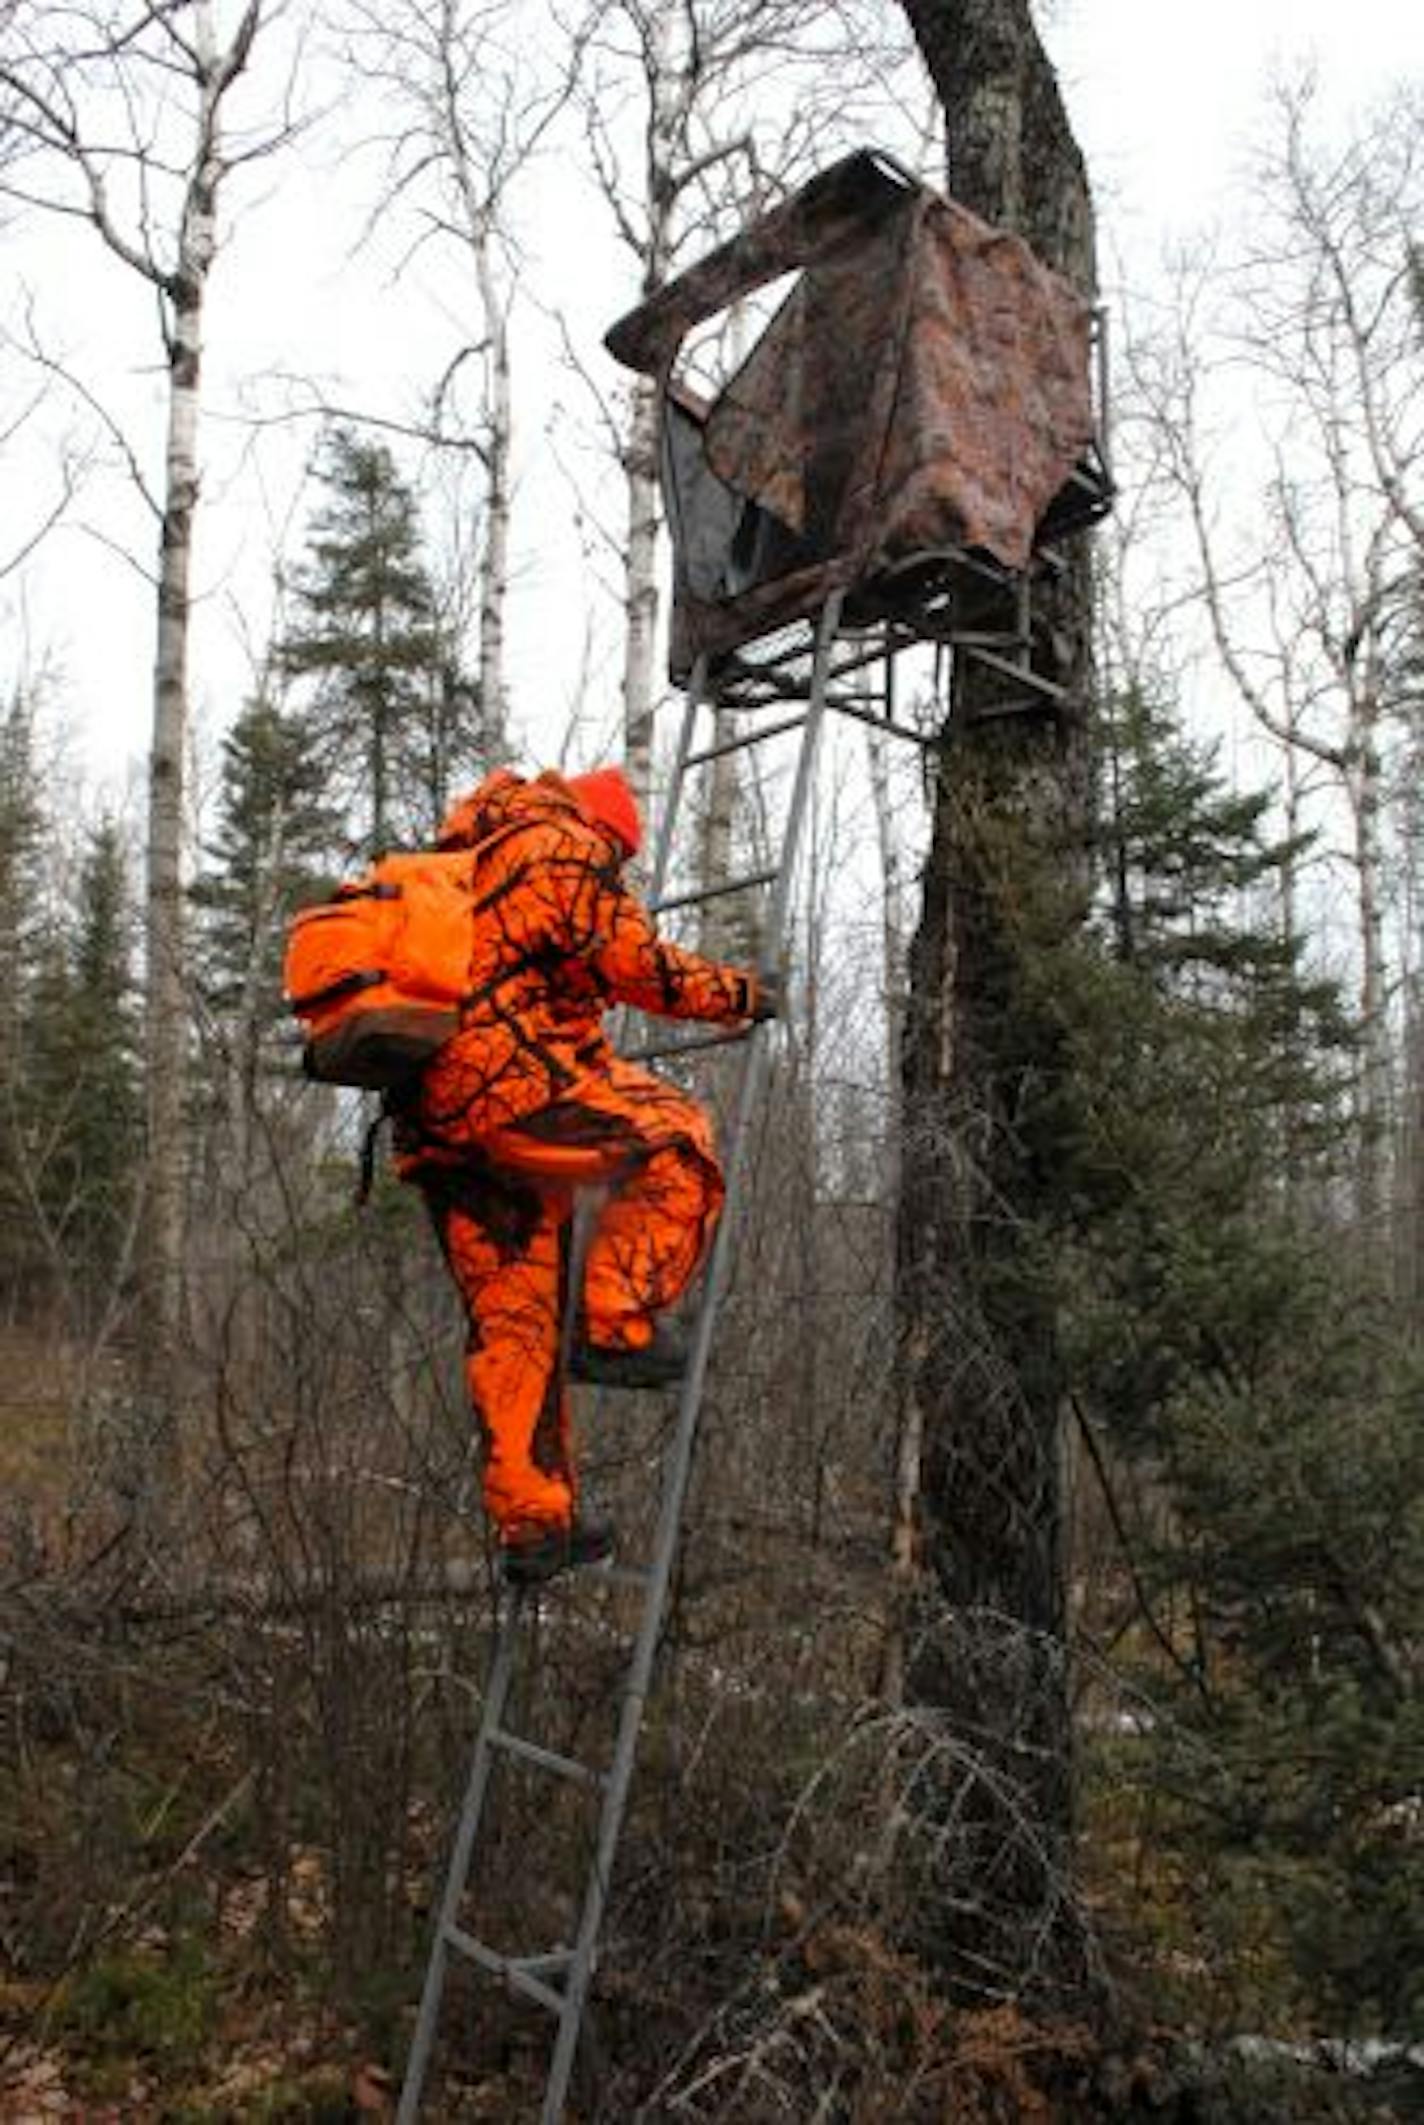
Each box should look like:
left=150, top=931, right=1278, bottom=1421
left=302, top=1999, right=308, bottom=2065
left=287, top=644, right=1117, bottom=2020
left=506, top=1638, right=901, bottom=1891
left=398, top=593, right=854, bottom=2124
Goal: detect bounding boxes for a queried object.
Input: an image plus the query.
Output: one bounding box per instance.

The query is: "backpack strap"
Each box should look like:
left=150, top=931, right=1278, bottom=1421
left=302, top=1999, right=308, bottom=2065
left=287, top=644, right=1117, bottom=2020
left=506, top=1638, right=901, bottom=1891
left=357, top=1096, right=396, bottom=1207
left=350, top=814, right=539, bottom=1207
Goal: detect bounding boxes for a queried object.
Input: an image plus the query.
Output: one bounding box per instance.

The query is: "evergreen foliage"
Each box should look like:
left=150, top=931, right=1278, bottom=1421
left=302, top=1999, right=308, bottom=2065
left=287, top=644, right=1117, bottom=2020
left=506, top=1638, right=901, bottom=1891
left=277, top=427, right=479, bottom=856
left=23, top=817, right=142, bottom=1321
left=1041, top=688, right=1422, bottom=2032
left=0, top=705, right=144, bottom=1322
left=190, top=690, right=340, bottom=1103
left=0, top=694, right=52, bottom=1305
left=0, top=695, right=46, bottom=1059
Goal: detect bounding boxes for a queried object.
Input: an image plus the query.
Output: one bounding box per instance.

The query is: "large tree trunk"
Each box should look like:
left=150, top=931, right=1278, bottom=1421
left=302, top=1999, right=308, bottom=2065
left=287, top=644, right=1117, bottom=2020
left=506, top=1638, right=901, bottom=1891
left=893, top=0, right=1100, bottom=2005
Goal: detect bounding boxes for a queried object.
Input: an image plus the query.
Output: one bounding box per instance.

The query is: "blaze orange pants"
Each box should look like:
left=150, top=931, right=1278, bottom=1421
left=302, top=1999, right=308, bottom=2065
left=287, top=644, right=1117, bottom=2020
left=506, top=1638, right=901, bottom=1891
left=418, top=1060, right=724, bottom=1538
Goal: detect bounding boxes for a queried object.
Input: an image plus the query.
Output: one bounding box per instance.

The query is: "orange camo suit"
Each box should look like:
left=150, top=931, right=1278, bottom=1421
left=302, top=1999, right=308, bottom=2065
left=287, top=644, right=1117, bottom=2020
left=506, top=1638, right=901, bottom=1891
left=396, top=766, right=759, bottom=1544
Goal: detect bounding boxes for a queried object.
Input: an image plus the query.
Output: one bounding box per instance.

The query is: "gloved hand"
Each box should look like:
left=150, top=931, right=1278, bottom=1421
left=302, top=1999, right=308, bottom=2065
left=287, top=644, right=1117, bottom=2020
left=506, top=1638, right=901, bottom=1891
left=749, top=966, right=786, bottom=1022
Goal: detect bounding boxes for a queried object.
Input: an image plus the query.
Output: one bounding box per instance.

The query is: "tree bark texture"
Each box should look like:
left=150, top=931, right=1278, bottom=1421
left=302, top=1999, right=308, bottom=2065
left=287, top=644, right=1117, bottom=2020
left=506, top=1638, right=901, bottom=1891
left=477, top=255, right=513, bottom=765
left=622, top=372, right=663, bottom=813
left=145, top=12, right=228, bottom=1451
left=893, top=0, right=1099, bottom=2003
left=146, top=281, right=201, bottom=1431
left=617, top=0, right=682, bottom=815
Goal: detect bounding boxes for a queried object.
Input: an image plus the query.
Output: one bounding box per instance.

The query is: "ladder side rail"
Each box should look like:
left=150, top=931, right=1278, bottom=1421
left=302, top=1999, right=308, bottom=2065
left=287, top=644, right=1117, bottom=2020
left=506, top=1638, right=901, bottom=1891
left=397, top=1603, right=525, bottom=2124
left=649, top=653, right=710, bottom=903
left=539, top=592, right=846, bottom=2124
left=757, top=593, right=844, bottom=954
left=555, top=655, right=714, bottom=1396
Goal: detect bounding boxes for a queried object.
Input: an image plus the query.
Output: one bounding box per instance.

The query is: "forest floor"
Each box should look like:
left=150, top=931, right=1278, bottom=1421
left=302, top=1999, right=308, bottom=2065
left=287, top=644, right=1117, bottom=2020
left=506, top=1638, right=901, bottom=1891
left=2, top=1326, right=1421, bottom=2123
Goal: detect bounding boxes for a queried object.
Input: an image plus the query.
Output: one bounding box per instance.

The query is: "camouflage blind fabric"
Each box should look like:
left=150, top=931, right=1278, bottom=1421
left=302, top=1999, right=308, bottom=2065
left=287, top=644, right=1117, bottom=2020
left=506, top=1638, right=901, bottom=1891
left=605, top=150, right=1105, bottom=676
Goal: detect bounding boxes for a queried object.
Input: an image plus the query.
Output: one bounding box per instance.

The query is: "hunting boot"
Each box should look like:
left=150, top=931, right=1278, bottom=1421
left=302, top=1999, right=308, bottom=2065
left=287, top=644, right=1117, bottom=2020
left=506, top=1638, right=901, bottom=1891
left=501, top=1512, right=617, bottom=1588
left=570, top=1323, right=689, bottom=1390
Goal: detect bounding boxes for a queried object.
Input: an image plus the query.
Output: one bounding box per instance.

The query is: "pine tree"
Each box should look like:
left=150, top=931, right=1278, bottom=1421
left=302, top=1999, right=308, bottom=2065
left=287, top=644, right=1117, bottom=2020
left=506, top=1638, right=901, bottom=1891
left=278, top=428, right=477, bottom=856
left=1049, top=684, right=1354, bottom=1452
left=0, top=694, right=52, bottom=1308
left=25, top=818, right=142, bottom=1322
left=0, top=695, right=46, bottom=1061
left=191, top=690, right=339, bottom=1115
left=1053, top=690, right=1422, bottom=2031
left=1097, top=682, right=1352, bottom=1174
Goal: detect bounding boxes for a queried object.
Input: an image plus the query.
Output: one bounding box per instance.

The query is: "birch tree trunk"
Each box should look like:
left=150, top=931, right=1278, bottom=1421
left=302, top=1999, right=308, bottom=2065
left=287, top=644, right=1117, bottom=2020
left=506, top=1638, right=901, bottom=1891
left=1349, top=682, right=1390, bottom=1239
left=581, top=0, right=852, bottom=812
left=1135, top=86, right=1424, bottom=1254
left=893, top=0, right=1099, bottom=2003
left=347, top=0, right=553, bottom=776
left=146, top=4, right=272, bottom=1453
left=2, top=0, right=268, bottom=1457
left=866, top=719, right=906, bottom=1138
left=622, top=372, right=663, bottom=811
left=1399, top=979, right=1424, bottom=1320
left=868, top=716, right=913, bottom=1704
left=146, top=252, right=207, bottom=1418
left=477, top=229, right=514, bottom=764
left=616, top=1, right=679, bottom=814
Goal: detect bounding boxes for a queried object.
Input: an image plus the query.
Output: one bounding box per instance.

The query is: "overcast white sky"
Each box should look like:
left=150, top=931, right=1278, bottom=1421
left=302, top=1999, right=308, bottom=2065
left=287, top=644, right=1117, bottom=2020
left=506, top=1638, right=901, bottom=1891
left=4, top=0, right=1422, bottom=805
left=1050, top=0, right=1423, bottom=252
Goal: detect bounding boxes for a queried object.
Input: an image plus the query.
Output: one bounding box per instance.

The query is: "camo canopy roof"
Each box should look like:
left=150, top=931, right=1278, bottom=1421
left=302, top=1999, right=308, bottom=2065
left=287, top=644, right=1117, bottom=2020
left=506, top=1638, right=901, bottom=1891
left=605, top=150, right=1107, bottom=674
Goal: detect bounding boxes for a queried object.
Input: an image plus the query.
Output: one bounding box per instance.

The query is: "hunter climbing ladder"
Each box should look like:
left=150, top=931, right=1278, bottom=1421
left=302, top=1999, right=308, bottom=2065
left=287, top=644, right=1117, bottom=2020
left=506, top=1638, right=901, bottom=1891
left=395, top=535, right=1077, bottom=2121
left=398, top=593, right=853, bottom=2124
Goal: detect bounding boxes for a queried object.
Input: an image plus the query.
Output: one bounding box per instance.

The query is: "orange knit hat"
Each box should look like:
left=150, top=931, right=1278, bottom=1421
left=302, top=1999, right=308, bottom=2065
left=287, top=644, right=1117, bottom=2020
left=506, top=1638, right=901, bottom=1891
left=567, top=765, right=642, bottom=858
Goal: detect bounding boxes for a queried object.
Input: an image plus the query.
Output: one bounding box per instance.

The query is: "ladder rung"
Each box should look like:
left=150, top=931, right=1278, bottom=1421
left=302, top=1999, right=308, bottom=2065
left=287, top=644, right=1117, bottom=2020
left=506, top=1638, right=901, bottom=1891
left=622, top=1025, right=751, bottom=1065
left=445, top=1926, right=567, bottom=2014
left=650, top=866, right=778, bottom=915
left=599, top=1560, right=652, bottom=1591
left=488, top=1728, right=605, bottom=1789
left=685, top=709, right=807, bottom=767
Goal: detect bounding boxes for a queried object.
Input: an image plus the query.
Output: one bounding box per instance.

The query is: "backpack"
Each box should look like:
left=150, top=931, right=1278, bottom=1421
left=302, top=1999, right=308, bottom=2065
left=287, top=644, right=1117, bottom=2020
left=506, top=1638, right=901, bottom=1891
left=283, top=828, right=520, bottom=1089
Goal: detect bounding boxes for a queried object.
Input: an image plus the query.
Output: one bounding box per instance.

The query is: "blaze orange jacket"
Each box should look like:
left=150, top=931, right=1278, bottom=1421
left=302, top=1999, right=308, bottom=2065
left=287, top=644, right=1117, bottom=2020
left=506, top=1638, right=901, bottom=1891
left=408, top=770, right=757, bottom=1148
